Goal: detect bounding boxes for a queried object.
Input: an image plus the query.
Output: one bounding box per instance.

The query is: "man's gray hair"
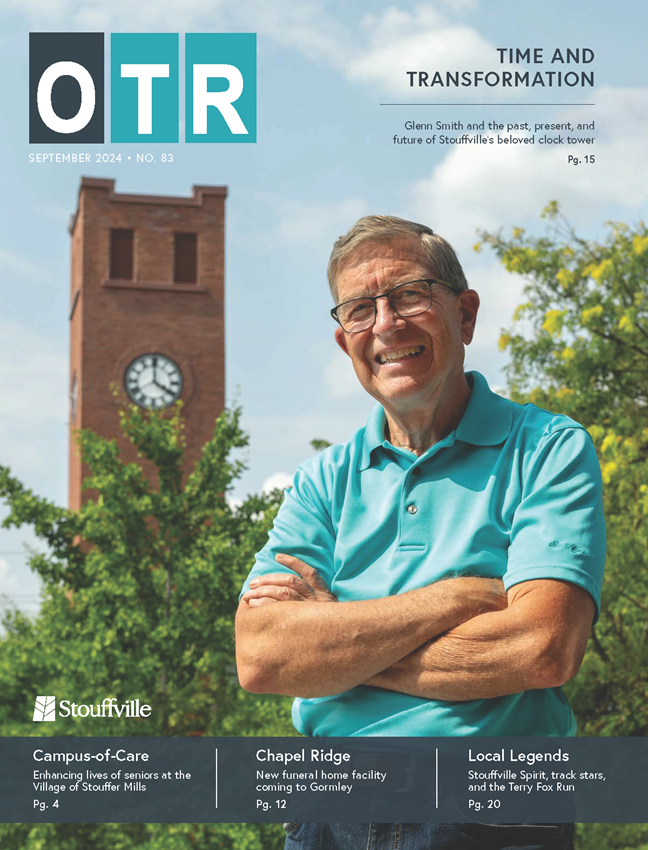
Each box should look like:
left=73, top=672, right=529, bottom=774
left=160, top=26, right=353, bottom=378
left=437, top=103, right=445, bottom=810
left=327, top=215, right=468, bottom=302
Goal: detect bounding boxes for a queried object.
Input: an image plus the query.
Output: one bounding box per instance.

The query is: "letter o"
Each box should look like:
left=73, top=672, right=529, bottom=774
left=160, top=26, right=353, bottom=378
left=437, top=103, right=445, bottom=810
left=37, top=61, right=96, bottom=133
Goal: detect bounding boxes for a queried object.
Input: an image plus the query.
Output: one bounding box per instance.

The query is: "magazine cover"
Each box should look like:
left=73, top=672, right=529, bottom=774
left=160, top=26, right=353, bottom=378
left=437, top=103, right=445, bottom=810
left=1, top=0, right=647, bottom=847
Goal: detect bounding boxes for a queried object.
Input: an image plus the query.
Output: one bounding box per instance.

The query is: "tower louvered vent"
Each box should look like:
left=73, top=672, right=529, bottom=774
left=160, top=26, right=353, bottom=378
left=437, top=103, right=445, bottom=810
left=109, top=228, right=134, bottom=280
left=174, top=232, right=198, bottom=284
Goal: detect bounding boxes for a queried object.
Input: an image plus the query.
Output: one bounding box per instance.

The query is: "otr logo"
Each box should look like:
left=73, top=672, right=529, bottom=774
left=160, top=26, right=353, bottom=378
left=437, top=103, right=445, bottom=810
left=29, top=32, right=256, bottom=144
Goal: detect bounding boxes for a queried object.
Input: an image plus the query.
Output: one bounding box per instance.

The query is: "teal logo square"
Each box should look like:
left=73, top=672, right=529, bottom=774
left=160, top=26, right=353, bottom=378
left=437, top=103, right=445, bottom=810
left=185, top=33, right=256, bottom=143
left=111, top=33, right=179, bottom=143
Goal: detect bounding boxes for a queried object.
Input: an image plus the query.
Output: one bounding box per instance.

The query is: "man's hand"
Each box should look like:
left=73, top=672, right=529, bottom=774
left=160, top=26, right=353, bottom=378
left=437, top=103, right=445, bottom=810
left=449, top=576, right=508, bottom=620
left=243, top=555, right=505, bottom=614
left=242, top=554, right=338, bottom=607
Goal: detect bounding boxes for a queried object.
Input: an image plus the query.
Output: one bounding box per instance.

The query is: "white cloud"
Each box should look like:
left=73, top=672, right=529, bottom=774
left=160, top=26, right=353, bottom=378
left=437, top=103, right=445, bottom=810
left=262, top=471, right=293, bottom=492
left=0, top=553, right=43, bottom=620
left=9, top=0, right=529, bottom=108
left=7, top=0, right=226, bottom=30
left=462, top=258, right=523, bottom=381
left=0, top=322, right=67, bottom=424
left=243, top=407, right=370, bottom=477
left=10, top=0, right=485, bottom=90
left=324, top=349, right=364, bottom=400
left=410, top=88, right=648, bottom=246
left=358, top=5, right=447, bottom=44
left=0, top=556, right=24, bottom=596
left=0, top=322, right=67, bottom=474
left=268, top=196, right=369, bottom=249
left=34, top=204, right=73, bottom=225
left=0, top=248, right=49, bottom=283
left=247, top=412, right=344, bottom=457
left=230, top=0, right=351, bottom=66
left=349, top=6, right=499, bottom=98
left=434, top=0, right=478, bottom=11
left=8, top=0, right=351, bottom=66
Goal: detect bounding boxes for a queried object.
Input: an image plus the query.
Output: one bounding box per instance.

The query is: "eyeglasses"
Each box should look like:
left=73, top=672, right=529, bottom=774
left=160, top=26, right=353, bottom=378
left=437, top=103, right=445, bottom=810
left=331, top=278, right=457, bottom=333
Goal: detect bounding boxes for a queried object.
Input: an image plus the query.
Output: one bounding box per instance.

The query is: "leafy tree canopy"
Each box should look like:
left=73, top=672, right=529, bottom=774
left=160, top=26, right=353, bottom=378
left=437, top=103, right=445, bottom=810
left=0, top=403, right=292, bottom=849
left=480, top=204, right=648, bottom=739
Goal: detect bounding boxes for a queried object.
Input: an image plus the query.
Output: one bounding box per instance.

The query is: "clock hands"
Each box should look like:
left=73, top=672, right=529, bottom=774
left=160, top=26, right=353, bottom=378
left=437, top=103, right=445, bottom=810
left=150, top=356, right=167, bottom=391
left=139, top=358, right=167, bottom=392
left=126, top=354, right=181, bottom=409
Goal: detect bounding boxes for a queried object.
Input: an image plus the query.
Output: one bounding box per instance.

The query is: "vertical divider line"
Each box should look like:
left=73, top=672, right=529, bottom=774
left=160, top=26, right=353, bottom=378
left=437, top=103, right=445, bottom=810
left=436, top=748, right=439, bottom=809
left=215, top=749, right=218, bottom=808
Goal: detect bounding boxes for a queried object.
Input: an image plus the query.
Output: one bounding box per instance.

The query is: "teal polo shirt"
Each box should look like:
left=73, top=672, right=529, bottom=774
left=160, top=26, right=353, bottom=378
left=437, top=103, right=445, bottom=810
left=243, top=371, right=606, bottom=738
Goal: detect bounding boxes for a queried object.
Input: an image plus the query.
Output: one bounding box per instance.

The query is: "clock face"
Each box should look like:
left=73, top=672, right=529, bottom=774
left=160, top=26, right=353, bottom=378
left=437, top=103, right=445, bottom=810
left=124, top=354, right=183, bottom=409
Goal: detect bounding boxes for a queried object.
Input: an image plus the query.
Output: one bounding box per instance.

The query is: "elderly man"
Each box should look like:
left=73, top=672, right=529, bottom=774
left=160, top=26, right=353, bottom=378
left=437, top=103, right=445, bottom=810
left=236, top=216, right=605, bottom=850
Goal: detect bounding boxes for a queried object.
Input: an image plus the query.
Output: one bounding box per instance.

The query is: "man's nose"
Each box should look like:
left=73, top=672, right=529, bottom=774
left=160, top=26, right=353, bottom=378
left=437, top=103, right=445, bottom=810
left=373, top=295, right=406, bottom=333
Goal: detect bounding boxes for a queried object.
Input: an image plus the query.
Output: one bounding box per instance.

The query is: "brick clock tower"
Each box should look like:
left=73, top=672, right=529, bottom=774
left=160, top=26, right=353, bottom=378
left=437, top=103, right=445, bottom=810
left=68, top=177, right=227, bottom=510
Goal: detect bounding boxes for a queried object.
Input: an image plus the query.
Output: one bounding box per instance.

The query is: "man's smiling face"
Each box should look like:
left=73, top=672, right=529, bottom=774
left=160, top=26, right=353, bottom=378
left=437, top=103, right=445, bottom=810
left=333, top=237, right=479, bottom=414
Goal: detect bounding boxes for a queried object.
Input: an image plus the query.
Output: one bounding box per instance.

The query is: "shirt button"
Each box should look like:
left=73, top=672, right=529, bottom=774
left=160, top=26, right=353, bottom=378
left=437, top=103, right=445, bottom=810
left=407, top=504, right=418, bottom=514
left=411, top=467, right=421, bottom=477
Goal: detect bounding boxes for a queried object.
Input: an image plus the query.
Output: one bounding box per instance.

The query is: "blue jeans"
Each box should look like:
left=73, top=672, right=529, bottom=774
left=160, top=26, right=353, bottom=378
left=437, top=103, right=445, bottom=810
left=283, top=822, right=574, bottom=849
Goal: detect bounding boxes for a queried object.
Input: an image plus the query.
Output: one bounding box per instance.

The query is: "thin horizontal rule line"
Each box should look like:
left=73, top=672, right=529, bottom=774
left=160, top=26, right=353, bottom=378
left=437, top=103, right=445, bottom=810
left=380, top=103, right=595, bottom=106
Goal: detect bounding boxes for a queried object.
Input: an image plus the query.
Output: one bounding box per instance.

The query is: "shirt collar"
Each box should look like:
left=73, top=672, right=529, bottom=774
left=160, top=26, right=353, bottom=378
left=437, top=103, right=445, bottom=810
left=456, top=371, right=513, bottom=446
left=358, top=371, right=513, bottom=470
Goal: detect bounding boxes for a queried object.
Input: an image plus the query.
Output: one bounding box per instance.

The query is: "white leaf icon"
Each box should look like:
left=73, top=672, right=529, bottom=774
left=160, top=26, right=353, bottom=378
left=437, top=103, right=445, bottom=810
left=33, top=695, right=56, bottom=721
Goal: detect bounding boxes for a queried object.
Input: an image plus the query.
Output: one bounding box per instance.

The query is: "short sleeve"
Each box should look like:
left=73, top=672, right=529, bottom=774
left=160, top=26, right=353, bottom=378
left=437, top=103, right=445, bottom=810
left=504, top=426, right=606, bottom=622
left=240, top=462, right=337, bottom=597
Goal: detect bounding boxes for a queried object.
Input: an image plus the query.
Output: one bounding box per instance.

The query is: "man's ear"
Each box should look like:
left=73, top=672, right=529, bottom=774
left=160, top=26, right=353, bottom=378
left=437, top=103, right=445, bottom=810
left=334, top=326, right=350, bottom=355
left=458, top=289, right=480, bottom=345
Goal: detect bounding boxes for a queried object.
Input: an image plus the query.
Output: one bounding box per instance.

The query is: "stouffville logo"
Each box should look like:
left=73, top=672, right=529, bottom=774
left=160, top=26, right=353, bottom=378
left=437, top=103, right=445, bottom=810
left=32, top=696, right=151, bottom=720
left=33, top=695, right=56, bottom=721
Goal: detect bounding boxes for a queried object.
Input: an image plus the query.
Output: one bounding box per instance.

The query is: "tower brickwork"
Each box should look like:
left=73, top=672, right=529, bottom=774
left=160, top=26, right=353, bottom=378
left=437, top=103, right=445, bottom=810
left=68, top=177, right=226, bottom=509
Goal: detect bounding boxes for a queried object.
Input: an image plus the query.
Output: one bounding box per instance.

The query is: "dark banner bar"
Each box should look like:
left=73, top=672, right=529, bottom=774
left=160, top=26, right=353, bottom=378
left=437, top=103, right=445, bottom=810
left=0, top=737, right=645, bottom=823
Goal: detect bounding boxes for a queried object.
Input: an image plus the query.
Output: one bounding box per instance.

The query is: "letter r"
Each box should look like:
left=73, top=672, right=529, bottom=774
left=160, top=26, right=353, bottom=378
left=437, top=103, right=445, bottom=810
left=185, top=33, right=256, bottom=143
left=193, top=64, right=248, bottom=134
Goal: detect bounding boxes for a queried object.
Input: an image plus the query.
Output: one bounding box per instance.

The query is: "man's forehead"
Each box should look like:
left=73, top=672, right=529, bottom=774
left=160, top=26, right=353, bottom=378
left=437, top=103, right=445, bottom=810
left=336, top=237, right=435, bottom=292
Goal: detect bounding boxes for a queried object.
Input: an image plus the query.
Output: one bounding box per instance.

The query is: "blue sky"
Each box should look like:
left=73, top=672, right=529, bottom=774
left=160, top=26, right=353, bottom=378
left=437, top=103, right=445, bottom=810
left=1, top=0, right=647, bottom=613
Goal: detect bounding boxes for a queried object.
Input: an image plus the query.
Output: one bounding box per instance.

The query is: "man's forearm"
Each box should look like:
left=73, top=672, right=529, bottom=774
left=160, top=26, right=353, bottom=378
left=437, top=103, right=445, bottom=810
left=366, top=607, right=542, bottom=700
left=236, top=578, right=505, bottom=698
left=366, top=581, right=594, bottom=700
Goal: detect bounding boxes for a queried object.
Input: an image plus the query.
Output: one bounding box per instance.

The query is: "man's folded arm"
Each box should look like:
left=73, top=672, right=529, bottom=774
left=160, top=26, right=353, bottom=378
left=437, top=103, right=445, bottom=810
left=367, top=427, right=604, bottom=701
left=236, top=572, right=506, bottom=698
left=365, top=579, right=595, bottom=700
left=238, top=459, right=506, bottom=699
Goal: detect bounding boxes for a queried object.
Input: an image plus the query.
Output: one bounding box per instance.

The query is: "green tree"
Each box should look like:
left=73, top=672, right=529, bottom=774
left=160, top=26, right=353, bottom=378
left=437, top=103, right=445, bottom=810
left=481, top=206, right=648, bottom=850
left=0, top=822, right=286, bottom=850
left=574, top=824, right=648, bottom=850
left=0, top=402, right=292, bottom=848
left=310, top=439, right=332, bottom=452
